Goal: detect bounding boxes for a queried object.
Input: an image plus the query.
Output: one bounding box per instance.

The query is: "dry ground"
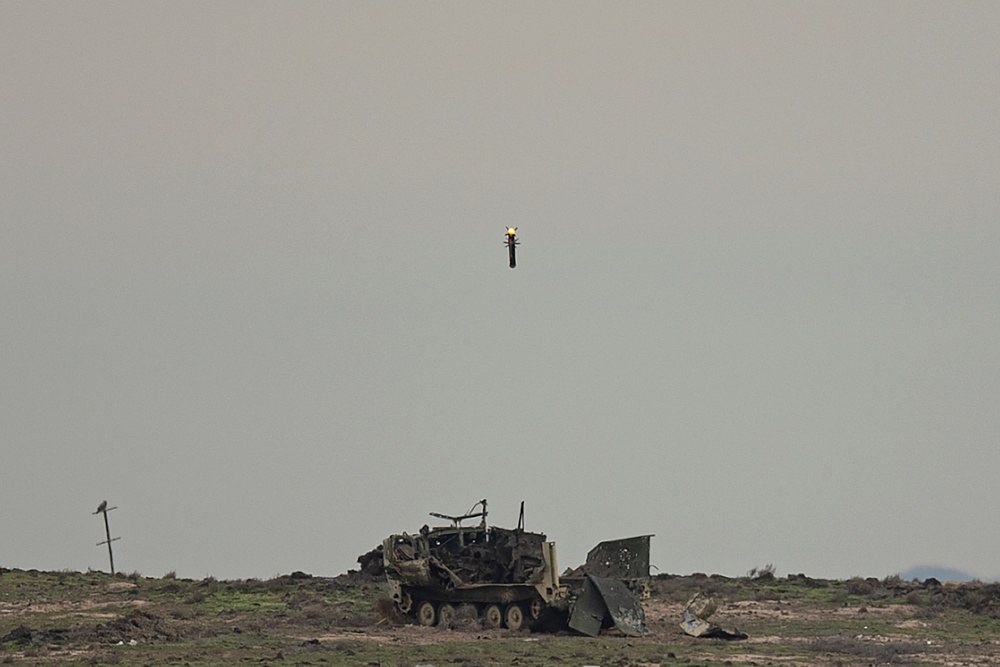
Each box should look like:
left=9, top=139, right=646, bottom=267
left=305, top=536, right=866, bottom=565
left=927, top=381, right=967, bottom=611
left=303, top=595, right=1000, bottom=666
left=3, top=568, right=1000, bottom=666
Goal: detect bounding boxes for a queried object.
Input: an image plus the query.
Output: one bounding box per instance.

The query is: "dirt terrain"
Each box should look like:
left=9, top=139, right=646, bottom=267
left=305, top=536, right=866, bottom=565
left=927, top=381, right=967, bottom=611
left=307, top=589, right=1000, bottom=666
left=3, top=568, right=1000, bottom=666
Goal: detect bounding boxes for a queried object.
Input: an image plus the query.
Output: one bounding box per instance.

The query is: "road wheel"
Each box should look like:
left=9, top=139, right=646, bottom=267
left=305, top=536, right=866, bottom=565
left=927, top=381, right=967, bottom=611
left=397, top=591, right=413, bottom=614
left=437, top=603, right=456, bottom=628
left=483, top=604, right=503, bottom=629
left=504, top=603, right=524, bottom=630
left=529, top=598, right=544, bottom=620
left=416, top=600, right=436, bottom=627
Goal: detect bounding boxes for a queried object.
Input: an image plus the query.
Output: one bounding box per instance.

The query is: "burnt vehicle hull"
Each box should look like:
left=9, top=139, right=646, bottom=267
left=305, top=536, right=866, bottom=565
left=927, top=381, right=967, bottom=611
left=381, top=500, right=650, bottom=634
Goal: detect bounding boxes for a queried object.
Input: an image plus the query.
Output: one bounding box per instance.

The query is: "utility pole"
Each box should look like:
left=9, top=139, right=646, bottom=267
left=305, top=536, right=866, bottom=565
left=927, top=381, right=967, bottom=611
left=93, top=501, right=120, bottom=574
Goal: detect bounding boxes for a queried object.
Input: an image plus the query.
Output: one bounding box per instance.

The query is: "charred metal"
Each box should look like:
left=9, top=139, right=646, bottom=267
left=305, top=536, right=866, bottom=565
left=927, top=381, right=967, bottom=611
left=376, top=499, right=651, bottom=636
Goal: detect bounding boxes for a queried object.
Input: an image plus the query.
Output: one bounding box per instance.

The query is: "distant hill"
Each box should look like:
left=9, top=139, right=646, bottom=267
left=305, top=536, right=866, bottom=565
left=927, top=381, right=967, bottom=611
left=899, top=565, right=995, bottom=583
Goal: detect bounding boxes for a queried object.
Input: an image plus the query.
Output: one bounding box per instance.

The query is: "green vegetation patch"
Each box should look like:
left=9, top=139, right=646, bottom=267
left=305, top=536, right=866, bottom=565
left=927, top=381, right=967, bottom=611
left=5, top=567, right=1000, bottom=666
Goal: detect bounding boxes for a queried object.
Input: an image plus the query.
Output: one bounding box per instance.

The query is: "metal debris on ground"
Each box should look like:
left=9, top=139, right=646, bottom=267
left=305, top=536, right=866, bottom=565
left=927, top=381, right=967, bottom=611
left=680, top=592, right=748, bottom=640
left=568, top=573, right=651, bottom=637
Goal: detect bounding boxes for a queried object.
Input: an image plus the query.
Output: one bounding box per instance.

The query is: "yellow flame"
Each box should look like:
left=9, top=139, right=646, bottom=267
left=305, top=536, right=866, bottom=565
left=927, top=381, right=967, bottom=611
left=506, top=227, right=517, bottom=236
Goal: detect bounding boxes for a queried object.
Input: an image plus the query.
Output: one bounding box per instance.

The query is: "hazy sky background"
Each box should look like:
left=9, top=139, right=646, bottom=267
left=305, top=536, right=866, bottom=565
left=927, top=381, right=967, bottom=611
left=3, top=2, right=999, bottom=581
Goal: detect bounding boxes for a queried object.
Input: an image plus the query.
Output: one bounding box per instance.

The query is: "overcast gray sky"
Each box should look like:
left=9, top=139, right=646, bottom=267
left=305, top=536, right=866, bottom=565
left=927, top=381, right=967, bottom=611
left=3, top=2, right=999, bottom=581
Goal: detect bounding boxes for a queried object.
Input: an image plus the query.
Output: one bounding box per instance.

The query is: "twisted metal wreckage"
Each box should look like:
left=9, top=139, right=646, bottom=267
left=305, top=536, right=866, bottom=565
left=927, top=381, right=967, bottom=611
left=375, top=500, right=653, bottom=636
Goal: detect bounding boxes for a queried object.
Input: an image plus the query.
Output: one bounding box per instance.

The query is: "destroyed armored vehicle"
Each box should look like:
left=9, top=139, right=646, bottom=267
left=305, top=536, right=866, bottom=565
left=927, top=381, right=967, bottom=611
left=381, top=499, right=652, bottom=636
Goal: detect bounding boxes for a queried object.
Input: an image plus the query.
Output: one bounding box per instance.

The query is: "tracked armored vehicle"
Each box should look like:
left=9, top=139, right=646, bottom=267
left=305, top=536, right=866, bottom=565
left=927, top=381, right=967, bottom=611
left=381, top=499, right=651, bottom=636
